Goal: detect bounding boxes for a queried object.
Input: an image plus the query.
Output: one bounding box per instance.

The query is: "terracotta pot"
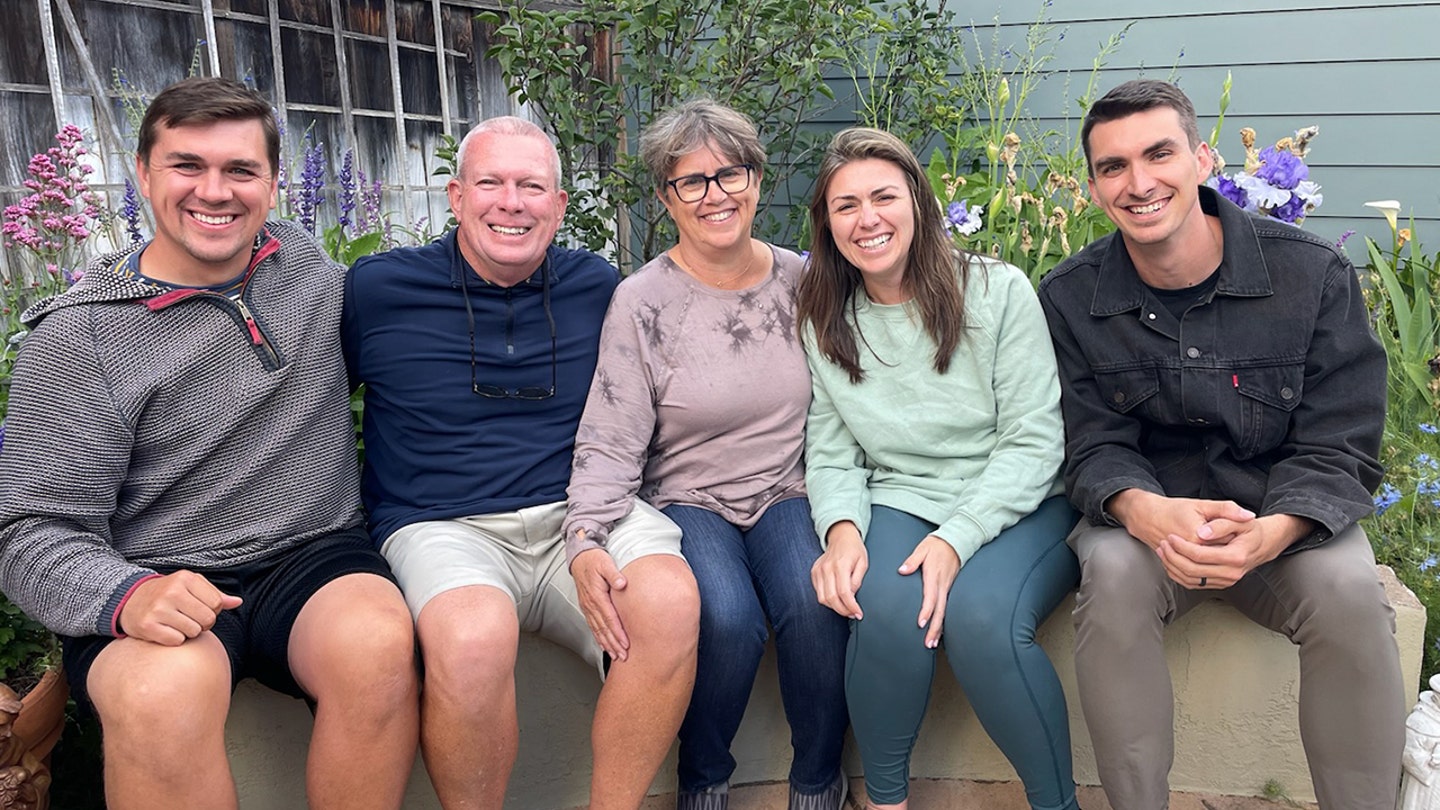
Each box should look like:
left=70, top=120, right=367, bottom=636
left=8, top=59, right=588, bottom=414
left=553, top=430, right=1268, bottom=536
left=0, top=665, right=67, bottom=810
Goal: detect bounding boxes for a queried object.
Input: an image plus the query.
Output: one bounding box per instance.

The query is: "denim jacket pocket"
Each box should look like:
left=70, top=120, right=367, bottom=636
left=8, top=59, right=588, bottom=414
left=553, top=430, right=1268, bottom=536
left=1094, top=368, right=1160, bottom=416
left=1234, top=363, right=1304, bottom=458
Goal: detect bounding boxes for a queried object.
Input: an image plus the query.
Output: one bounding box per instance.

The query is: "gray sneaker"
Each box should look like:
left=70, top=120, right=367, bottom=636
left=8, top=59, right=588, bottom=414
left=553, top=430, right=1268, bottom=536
left=789, top=771, right=848, bottom=810
left=676, top=781, right=729, bottom=810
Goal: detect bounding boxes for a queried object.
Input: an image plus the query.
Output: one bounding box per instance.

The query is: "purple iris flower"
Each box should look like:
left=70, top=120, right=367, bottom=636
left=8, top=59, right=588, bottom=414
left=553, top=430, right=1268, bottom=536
left=1208, top=175, right=1249, bottom=210
left=1253, top=147, right=1308, bottom=190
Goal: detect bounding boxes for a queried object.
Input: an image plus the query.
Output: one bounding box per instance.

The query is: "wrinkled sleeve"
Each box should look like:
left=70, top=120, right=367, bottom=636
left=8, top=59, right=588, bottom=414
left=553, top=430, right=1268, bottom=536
left=802, top=329, right=872, bottom=547
left=1038, top=277, right=1165, bottom=525
left=934, top=267, right=1064, bottom=564
left=563, top=284, right=659, bottom=566
left=0, top=309, right=155, bottom=637
left=1261, top=255, right=1385, bottom=549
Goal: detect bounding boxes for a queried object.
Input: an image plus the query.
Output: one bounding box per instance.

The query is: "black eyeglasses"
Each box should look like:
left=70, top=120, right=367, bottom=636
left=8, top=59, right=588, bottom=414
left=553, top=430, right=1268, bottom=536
left=665, top=163, right=754, bottom=203
left=460, top=266, right=557, bottom=400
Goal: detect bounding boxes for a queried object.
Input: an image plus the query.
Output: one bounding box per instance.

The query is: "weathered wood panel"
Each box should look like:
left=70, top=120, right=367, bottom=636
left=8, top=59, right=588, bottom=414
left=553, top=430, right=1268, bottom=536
left=1, top=0, right=524, bottom=279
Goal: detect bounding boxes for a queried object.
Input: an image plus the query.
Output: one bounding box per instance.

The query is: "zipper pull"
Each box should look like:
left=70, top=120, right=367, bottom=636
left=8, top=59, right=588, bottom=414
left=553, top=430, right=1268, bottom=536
left=233, top=298, right=264, bottom=345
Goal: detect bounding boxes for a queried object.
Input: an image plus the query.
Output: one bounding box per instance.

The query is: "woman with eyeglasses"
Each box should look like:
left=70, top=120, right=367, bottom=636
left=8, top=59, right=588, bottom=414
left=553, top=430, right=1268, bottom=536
left=563, top=99, right=849, bottom=810
left=798, top=127, right=1081, bottom=810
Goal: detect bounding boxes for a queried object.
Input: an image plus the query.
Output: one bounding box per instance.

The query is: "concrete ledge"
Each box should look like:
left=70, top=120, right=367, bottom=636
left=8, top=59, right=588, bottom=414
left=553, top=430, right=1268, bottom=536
left=226, top=566, right=1424, bottom=808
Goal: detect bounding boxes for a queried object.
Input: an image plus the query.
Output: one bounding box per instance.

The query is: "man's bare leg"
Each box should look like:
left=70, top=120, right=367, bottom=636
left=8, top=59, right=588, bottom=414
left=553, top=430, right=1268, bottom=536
left=416, top=585, right=521, bottom=810
left=289, top=573, right=420, bottom=809
left=590, top=555, right=699, bottom=810
left=87, top=633, right=237, bottom=809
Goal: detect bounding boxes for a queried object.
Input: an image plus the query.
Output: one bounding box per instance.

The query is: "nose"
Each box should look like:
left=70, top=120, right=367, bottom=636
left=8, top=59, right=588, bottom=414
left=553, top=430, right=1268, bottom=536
left=857, top=200, right=881, bottom=228
left=700, top=176, right=728, bottom=204
left=499, top=181, right=523, bottom=210
left=196, top=168, right=233, bottom=201
left=1126, top=163, right=1156, bottom=198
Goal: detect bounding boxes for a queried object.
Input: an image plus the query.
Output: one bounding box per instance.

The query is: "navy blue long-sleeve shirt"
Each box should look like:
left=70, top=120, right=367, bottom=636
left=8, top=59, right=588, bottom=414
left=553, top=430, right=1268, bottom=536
left=343, top=231, right=619, bottom=544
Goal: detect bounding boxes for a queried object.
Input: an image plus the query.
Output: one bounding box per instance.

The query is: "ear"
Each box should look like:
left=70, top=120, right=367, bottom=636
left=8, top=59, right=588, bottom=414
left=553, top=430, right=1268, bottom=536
left=555, top=188, right=569, bottom=219
left=1195, top=140, right=1215, bottom=181
left=135, top=155, right=152, bottom=199
left=446, top=177, right=462, bottom=216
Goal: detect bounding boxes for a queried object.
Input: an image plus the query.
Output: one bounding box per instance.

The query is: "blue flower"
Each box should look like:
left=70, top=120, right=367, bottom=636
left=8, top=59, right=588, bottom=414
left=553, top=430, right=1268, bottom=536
left=945, top=200, right=984, bottom=236
left=1421, top=423, right=1439, bottom=435
left=1375, top=482, right=1402, bottom=515
left=121, top=179, right=144, bottom=244
left=337, top=149, right=356, bottom=232
left=1271, top=194, right=1308, bottom=225
left=1422, top=554, right=1439, bottom=572
left=1232, top=173, right=1288, bottom=211
left=1253, top=146, right=1309, bottom=190
left=1208, top=174, right=1249, bottom=210
left=1418, top=453, right=1439, bottom=470
left=294, top=136, right=327, bottom=235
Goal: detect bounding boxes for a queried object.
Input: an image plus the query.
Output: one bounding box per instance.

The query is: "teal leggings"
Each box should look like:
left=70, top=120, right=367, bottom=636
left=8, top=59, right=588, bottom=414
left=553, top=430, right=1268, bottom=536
left=847, top=497, right=1080, bottom=809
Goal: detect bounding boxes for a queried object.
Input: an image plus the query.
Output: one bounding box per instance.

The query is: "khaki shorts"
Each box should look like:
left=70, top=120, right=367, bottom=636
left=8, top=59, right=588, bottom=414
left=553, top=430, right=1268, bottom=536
left=380, top=500, right=683, bottom=672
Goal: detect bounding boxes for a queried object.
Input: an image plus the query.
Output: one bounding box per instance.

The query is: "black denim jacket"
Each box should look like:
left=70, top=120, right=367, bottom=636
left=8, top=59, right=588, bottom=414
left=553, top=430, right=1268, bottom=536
left=1037, top=186, right=1385, bottom=551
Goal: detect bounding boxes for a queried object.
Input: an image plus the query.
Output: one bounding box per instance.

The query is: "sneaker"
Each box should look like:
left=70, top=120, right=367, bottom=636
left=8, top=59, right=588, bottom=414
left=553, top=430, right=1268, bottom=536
left=789, top=771, right=848, bottom=810
left=676, top=781, right=728, bottom=810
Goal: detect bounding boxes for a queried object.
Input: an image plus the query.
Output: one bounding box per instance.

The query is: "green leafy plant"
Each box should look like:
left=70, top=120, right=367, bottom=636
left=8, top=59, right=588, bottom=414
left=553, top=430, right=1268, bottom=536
left=477, top=0, right=897, bottom=269
left=906, top=7, right=1130, bottom=283
left=1358, top=209, right=1440, bottom=676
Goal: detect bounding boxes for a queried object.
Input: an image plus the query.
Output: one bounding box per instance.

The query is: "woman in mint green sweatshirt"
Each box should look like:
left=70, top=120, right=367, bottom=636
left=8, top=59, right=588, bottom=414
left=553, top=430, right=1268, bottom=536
left=797, top=127, right=1081, bottom=810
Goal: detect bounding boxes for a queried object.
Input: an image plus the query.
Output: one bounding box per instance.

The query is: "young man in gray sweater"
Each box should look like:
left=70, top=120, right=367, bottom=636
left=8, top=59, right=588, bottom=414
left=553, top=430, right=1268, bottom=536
left=0, top=77, right=418, bottom=809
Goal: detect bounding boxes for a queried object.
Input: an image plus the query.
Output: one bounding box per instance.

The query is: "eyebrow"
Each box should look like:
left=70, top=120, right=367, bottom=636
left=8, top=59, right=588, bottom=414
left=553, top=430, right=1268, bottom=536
left=829, top=183, right=902, bottom=204
left=162, top=151, right=265, bottom=171
left=1093, top=137, right=1179, bottom=173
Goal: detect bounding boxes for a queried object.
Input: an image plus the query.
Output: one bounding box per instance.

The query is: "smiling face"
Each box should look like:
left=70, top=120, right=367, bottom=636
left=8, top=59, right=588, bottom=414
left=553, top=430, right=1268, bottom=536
left=1086, top=106, right=1215, bottom=254
left=823, top=157, right=915, bottom=302
left=448, top=130, right=568, bottom=286
left=660, top=143, right=759, bottom=258
left=136, top=118, right=277, bottom=286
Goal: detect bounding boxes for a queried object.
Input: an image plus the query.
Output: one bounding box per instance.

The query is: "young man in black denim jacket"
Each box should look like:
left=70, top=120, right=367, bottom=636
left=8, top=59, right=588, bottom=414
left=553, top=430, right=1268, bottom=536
left=1038, top=79, right=1404, bottom=809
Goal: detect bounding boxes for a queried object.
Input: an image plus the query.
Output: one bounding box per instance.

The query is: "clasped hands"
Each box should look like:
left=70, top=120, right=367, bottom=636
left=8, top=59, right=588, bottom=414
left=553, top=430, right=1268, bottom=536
left=1107, top=489, right=1312, bottom=590
left=810, top=520, right=958, bottom=649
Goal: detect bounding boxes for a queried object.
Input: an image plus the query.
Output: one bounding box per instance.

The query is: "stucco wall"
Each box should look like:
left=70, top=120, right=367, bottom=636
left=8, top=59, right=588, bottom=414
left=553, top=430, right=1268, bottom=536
left=226, top=566, right=1424, bottom=808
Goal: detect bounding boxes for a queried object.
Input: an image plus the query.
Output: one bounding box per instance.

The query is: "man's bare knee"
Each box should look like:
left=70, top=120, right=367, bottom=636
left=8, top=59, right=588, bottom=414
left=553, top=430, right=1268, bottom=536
left=89, top=636, right=231, bottom=739
left=417, top=587, right=520, bottom=693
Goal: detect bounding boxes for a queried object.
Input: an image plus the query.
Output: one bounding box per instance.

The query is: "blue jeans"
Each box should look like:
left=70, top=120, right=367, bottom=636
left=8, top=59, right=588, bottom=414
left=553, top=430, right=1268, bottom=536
left=663, top=498, right=850, bottom=794
left=847, top=497, right=1080, bottom=809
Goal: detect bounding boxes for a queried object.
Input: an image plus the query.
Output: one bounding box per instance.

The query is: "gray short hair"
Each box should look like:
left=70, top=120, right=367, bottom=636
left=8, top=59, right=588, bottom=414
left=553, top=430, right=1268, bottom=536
left=639, top=99, right=765, bottom=191
left=456, top=116, right=562, bottom=185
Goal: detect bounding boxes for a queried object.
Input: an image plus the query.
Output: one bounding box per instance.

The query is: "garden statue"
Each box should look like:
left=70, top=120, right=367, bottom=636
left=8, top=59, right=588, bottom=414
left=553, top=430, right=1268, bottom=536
left=1402, top=674, right=1440, bottom=809
left=0, top=684, right=48, bottom=810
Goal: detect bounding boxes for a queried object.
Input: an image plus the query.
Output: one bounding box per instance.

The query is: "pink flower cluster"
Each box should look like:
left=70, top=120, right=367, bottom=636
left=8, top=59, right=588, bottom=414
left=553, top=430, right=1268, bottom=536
left=2, top=124, right=103, bottom=262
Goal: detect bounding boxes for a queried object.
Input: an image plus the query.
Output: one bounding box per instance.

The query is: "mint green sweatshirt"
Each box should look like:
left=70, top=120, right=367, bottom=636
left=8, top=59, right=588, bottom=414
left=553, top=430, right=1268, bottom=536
left=803, top=258, right=1064, bottom=565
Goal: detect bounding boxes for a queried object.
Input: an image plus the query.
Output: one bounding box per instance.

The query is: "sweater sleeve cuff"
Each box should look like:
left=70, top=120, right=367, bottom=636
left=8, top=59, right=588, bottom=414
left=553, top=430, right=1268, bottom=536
left=105, top=572, right=162, bottom=638
left=935, top=514, right=985, bottom=568
left=565, top=520, right=609, bottom=569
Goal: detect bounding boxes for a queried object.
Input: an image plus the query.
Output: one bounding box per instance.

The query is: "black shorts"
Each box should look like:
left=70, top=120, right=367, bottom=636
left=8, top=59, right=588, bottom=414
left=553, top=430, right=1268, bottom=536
left=62, top=528, right=396, bottom=710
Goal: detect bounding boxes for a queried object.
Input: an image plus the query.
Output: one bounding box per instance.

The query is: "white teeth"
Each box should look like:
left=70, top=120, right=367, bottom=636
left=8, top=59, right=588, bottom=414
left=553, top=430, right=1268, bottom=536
left=1129, top=200, right=1164, bottom=214
left=490, top=225, right=530, bottom=235
left=857, top=234, right=891, bottom=249
left=193, top=212, right=236, bottom=225
left=701, top=210, right=735, bottom=223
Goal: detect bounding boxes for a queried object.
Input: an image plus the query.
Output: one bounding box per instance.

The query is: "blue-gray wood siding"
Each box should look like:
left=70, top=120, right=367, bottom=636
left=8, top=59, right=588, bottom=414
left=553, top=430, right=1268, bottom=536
left=972, top=0, right=1439, bottom=253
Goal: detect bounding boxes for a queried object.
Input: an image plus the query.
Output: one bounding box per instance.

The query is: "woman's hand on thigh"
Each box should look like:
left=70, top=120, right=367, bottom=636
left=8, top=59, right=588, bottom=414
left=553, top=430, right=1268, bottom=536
left=812, top=521, right=868, bottom=620
left=899, top=536, right=960, bottom=649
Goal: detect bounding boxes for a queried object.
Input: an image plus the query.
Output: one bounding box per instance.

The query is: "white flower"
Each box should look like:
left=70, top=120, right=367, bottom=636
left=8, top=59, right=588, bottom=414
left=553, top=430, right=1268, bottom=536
left=1364, top=199, right=1401, bottom=232
left=1233, top=173, right=1291, bottom=210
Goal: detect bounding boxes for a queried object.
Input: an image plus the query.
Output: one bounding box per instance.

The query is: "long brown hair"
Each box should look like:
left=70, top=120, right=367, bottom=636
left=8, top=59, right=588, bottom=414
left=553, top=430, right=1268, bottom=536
left=797, top=127, right=968, bottom=383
